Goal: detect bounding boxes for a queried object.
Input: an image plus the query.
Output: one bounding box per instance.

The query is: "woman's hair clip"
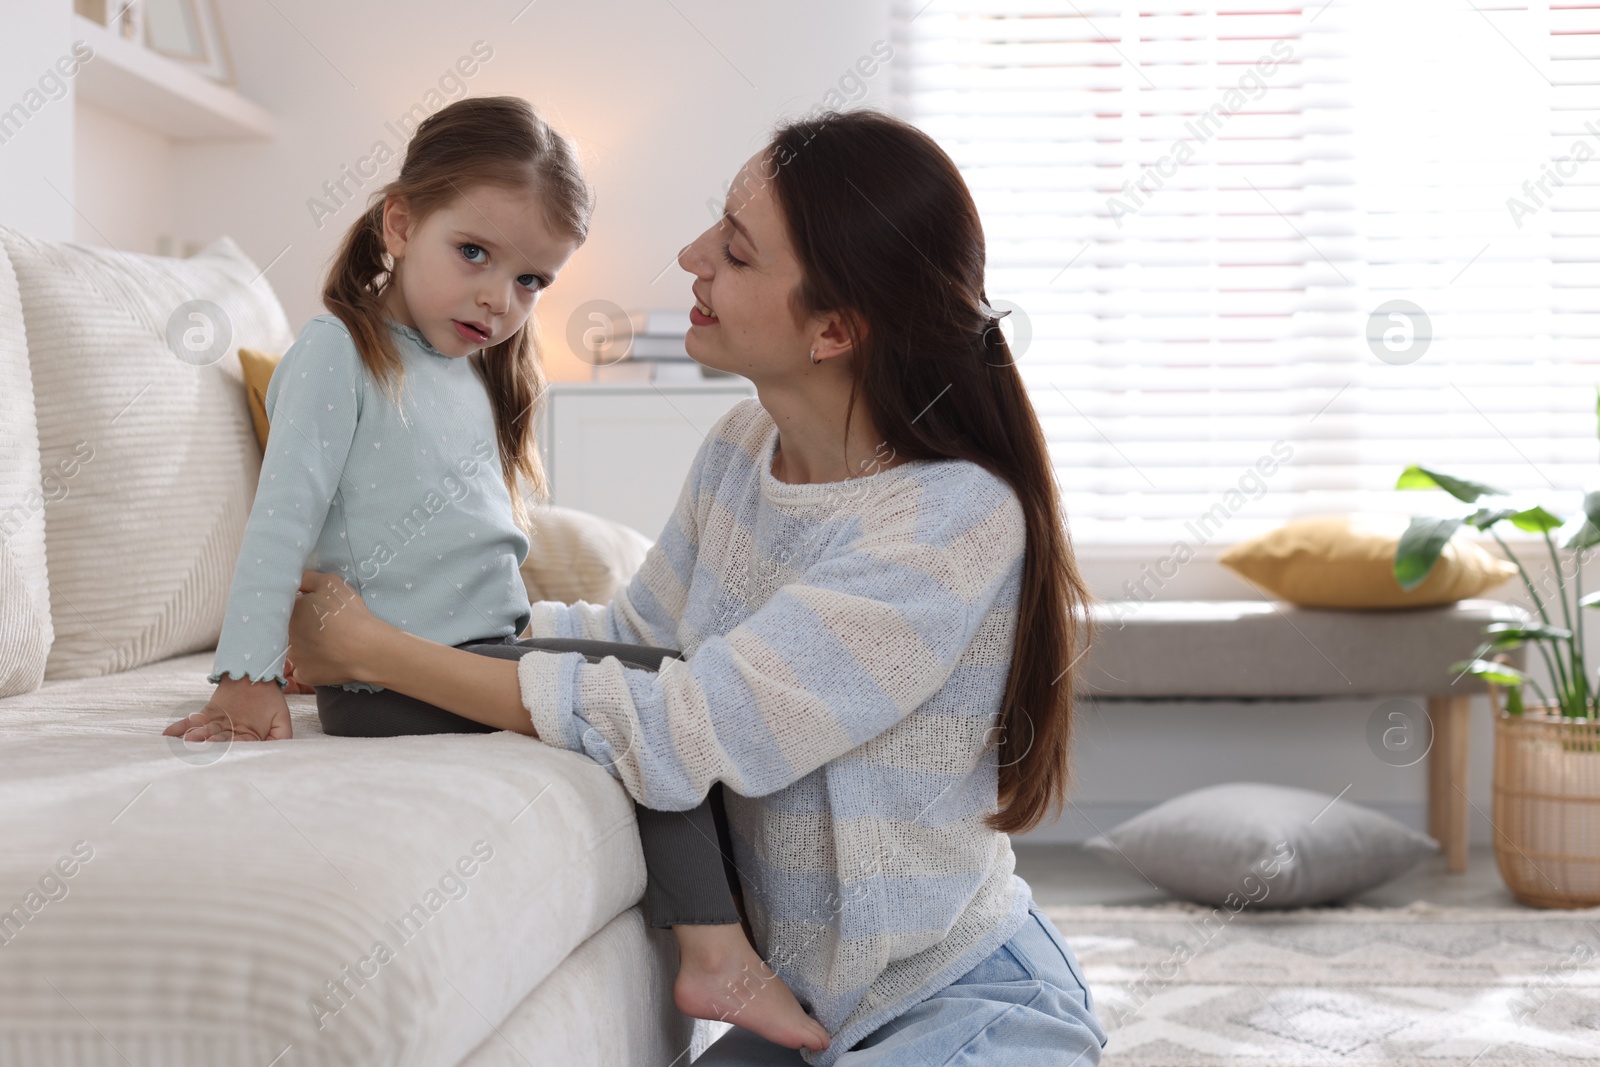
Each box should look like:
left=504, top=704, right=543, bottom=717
left=978, top=302, right=1012, bottom=326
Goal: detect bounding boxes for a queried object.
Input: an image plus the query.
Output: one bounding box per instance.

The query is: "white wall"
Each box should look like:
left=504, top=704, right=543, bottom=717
left=74, top=100, right=175, bottom=253
left=168, top=0, right=894, bottom=382
left=0, top=1, right=75, bottom=240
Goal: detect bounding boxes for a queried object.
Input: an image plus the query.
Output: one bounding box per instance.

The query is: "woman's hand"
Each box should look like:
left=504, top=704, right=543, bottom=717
left=287, top=570, right=381, bottom=687
left=281, top=658, right=317, bottom=695
left=287, top=570, right=535, bottom=735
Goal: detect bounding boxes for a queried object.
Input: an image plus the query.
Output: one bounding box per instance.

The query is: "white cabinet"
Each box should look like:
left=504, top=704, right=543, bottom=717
left=536, top=381, right=756, bottom=540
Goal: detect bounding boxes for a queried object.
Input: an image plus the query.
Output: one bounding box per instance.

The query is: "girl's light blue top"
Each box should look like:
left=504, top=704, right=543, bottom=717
left=209, top=313, right=530, bottom=693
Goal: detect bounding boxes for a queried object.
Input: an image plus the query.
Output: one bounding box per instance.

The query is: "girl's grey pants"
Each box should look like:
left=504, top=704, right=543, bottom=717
left=314, top=635, right=744, bottom=931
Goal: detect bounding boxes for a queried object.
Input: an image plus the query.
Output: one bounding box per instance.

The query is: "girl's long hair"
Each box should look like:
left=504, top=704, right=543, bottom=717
left=767, top=110, right=1094, bottom=835
left=322, top=95, right=593, bottom=529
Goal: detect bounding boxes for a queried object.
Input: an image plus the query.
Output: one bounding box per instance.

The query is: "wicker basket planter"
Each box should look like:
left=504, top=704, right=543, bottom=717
left=1492, top=707, right=1600, bottom=908
left=1389, top=451, right=1600, bottom=907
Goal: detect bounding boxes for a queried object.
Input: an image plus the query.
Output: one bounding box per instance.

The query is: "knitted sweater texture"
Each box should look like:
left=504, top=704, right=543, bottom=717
left=517, top=398, right=1033, bottom=1064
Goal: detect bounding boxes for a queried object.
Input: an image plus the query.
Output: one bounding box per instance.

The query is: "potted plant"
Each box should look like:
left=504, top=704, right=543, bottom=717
left=1393, top=395, right=1600, bottom=908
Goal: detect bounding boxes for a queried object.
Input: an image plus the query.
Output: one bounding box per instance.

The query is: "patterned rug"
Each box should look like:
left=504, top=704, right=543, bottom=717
left=1043, top=902, right=1600, bottom=1066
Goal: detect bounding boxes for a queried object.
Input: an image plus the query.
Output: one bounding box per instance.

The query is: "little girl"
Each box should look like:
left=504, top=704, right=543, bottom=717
left=162, top=95, right=829, bottom=1053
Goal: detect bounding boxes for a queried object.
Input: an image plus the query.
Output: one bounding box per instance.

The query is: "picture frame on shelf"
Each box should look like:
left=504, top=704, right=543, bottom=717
left=74, top=0, right=236, bottom=87
left=118, top=1, right=141, bottom=42
left=144, top=0, right=207, bottom=63
left=146, top=0, right=236, bottom=86
left=76, top=0, right=142, bottom=39
left=190, top=0, right=236, bottom=86
left=73, top=0, right=109, bottom=25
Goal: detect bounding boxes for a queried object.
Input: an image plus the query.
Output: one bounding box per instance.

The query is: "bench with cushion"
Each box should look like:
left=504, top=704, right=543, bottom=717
left=1075, top=598, right=1530, bottom=872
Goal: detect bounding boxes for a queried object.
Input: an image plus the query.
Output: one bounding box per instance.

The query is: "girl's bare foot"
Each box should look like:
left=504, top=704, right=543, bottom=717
left=673, top=923, right=830, bottom=1052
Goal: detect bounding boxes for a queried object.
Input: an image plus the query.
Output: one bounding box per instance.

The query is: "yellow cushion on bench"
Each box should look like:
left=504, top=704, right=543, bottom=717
left=1219, top=514, right=1518, bottom=609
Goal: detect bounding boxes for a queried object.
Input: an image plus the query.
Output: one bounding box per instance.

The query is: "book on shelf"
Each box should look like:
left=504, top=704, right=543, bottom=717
left=584, top=307, right=739, bottom=382
left=628, top=334, right=691, bottom=360
left=628, top=308, right=692, bottom=338
left=594, top=360, right=724, bottom=384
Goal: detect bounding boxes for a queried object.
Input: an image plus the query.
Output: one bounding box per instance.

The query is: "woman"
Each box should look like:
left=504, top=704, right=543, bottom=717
left=285, top=109, right=1107, bottom=1066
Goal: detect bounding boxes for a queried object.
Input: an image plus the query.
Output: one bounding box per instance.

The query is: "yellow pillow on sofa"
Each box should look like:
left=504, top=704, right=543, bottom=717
left=1219, top=514, right=1518, bottom=609
left=237, top=346, right=281, bottom=451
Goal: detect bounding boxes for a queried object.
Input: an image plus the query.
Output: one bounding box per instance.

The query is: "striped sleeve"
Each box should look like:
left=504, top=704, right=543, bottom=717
left=517, top=473, right=1025, bottom=811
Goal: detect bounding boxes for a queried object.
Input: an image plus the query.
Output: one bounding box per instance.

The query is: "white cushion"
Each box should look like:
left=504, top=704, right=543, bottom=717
left=519, top=503, right=652, bottom=606
left=0, top=236, right=51, bottom=696
left=0, top=228, right=293, bottom=679
left=1078, top=599, right=1528, bottom=698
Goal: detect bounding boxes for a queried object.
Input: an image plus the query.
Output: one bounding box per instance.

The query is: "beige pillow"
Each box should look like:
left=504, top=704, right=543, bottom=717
left=519, top=504, right=651, bottom=607
left=1220, top=514, right=1518, bottom=609
left=0, top=227, right=294, bottom=679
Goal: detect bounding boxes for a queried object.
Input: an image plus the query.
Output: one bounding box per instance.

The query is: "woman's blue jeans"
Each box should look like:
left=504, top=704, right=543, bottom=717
left=693, top=900, right=1107, bottom=1065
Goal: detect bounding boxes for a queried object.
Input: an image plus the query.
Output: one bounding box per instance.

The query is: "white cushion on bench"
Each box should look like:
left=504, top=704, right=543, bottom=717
left=1078, top=599, right=1529, bottom=699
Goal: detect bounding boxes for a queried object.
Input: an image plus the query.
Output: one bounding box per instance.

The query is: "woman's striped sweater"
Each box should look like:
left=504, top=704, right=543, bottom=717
left=516, top=397, right=1035, bottom=1065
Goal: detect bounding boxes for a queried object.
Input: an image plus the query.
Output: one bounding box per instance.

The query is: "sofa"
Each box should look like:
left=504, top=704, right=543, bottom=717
left=0, top=225, right=725, bottom=1065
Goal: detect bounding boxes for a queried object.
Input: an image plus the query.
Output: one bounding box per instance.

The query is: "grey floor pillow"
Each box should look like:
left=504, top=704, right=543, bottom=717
left=1083, top=782, right=1440, bottom=908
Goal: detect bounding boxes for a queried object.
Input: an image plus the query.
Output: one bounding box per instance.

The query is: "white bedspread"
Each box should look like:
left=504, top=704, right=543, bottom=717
left=0, top=653, right=650, bottom=1067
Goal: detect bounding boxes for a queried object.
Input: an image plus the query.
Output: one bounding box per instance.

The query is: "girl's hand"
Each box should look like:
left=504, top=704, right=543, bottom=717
left=287, top=570, right=380, bottom=687
left=163, top=676, right=292, bottom=741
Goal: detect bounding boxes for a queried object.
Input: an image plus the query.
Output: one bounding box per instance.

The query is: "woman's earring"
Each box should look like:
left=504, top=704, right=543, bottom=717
left=808, top=348, right=819, bottom=365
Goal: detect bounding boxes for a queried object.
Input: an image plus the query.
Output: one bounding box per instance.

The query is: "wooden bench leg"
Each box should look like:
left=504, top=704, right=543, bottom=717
left=1427, top=696, right=1471, bottom=873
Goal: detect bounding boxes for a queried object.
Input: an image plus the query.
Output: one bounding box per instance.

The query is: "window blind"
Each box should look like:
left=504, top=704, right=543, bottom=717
left=892, top=0, right=1600, bottom=547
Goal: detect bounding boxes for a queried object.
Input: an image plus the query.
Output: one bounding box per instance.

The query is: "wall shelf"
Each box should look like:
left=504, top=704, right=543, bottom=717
left=72, top=14, right=274, bottom=140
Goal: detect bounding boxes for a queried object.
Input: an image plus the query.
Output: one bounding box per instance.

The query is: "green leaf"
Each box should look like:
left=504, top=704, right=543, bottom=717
left=1509, top=506, right=1565, bottom=533
left=1569, top=490, right=1600, bottom=550
left=1566, top=520, right=1600, bottom=551
left=1485, top=622, right=1573, bottom=641
left=1449, top=658, right=1530, bottom=687
left=1481, top=635, right=1528, bottom=653
left=1395, top=465, right=1504, bottom=502
left=1582, top=590, right=1600, bottom=609
left=1506, top=684, right=1525, bottom=715
left=1395, top=466, right=1435, bottom=491
left=1465, top=507, right=1517, bottom=530
left=1395, top=516, right=1463, bottom=591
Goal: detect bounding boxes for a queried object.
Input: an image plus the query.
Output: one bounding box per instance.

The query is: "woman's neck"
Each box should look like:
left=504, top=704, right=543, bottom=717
left=757, top=378, right=903, bottom=485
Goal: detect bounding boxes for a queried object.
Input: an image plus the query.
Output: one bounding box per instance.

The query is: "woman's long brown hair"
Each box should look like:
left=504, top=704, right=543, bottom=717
left=321, top=96, right=593, bottom=530
left=767, top=110, right=1095, bottom=835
